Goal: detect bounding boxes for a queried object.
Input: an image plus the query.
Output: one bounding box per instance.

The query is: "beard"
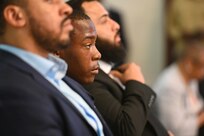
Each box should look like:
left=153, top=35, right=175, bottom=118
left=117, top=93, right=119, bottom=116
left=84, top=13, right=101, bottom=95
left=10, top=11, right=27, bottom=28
left=96, top=37, right=127, bottom=65
left=28, top=14, right=70, bottom=53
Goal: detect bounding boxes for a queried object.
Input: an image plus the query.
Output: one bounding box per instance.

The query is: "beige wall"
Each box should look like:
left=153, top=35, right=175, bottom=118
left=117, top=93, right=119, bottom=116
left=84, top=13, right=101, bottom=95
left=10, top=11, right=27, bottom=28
left=104, top=0, right=165, bottom=85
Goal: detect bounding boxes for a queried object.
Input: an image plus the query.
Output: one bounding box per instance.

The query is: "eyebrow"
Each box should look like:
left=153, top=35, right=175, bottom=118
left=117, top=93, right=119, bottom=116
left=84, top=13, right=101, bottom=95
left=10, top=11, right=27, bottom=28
left=98, top=13, right=109, bottom=20
left=83, top=35, right=96, bottom=41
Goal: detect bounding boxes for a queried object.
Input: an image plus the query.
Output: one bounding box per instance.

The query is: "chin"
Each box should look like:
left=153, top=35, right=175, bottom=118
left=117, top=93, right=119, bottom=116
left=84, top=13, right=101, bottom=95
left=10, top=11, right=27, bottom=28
left=83, top=78, right=95, bottom=85
left=115, top=41, right=121, bottom=46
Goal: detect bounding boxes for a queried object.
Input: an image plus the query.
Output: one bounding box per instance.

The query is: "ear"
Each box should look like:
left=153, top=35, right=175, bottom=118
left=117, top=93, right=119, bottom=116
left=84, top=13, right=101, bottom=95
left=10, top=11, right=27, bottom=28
left=3, top=5, right=26, bottom=28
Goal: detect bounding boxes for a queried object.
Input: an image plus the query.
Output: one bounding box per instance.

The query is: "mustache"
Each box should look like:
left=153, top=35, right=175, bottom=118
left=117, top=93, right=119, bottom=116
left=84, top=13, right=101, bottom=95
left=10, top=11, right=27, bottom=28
left=116, top=31, right=120, bottom=36
left=115, top=31, right=120, bottom=38
left=61, top=16, right=70, bottom=27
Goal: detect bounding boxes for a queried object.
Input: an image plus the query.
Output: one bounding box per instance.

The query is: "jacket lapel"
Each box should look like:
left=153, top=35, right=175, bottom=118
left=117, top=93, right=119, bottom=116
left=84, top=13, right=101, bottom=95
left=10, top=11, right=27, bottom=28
left=0, top=51, right=87, bottom=117
left=63, top=77, right=113, bottom=136
left=96, top=69, right=124, bottom=90
left=1, top=50, right=112, bottom=135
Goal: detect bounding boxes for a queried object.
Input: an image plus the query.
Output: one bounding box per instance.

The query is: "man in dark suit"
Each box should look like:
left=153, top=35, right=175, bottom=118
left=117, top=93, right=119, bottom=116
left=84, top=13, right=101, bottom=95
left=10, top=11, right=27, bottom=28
left=58, top=10, right=101, bottom=85
left=68, top=0, right=172, bottom=136
left=0, top=0, right=112, bottom=135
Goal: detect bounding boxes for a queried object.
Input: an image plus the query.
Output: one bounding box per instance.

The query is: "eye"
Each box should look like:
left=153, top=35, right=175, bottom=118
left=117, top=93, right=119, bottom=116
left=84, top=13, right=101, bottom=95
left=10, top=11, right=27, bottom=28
left=45, top=0, right=53, bottom=3
left=85, top=44, right=92, bottom=49
left=100, top=16, right=108, bottom=24
left=83, top=40, right=95, bottom=49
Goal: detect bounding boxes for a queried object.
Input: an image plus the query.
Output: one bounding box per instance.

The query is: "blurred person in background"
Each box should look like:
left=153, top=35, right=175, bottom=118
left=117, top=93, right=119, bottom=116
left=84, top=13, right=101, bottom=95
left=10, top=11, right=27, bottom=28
left=153, top=31, right=204, bottom=136
left=166, top=0, right=204, bottom=65
left=99, top=0, right=129, bottom=49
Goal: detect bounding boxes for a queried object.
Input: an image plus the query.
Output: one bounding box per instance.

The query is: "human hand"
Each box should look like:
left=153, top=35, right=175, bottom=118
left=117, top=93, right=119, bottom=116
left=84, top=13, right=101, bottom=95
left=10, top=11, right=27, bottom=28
left=110, top=63, right=145, bottom=84
left=168, top=131, right=174, bottom=136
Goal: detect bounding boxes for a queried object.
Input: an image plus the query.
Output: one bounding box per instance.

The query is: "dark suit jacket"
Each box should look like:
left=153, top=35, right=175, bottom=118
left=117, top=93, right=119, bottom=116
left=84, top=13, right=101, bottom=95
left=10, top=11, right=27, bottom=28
left=84, top=69, right=168, bottom=136
left=0, top=50, right=112, bottom=136
left=198, top=80, right=204, bottom=136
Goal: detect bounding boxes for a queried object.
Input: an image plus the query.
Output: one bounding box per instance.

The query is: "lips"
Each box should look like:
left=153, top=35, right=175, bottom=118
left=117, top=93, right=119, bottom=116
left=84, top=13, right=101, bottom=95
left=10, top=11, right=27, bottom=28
left=115, top=34, right=121, bottom=44
left=91, top=66, right=99, bottom=75
left=63, top=19, right=73, bottom=31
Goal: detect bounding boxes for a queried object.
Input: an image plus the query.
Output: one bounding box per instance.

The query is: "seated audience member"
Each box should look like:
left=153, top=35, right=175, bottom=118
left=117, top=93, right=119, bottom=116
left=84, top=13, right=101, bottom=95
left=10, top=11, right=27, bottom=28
left=0, top=0, right=112, bottom=135
left=58, top=10, right=101, bottom=85
left=99, top=0, right=129, bottom=49
left=153, top=32, right=204, bottom=136
left=66, top=0, right=173, bottom=136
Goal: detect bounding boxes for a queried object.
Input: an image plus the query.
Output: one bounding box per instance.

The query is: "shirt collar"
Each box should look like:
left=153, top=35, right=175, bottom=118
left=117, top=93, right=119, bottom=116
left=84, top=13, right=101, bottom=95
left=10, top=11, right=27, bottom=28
left=98, top=60, right=114, bottom=74
left=47, top=54, right=67, bottom=80
left=0, top=44, right=67, bottom=81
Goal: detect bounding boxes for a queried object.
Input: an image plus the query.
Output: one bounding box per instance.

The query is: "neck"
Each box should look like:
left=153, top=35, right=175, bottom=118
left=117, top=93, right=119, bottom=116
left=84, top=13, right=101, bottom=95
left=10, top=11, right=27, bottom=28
left=1, top=30, right=49, bottom=58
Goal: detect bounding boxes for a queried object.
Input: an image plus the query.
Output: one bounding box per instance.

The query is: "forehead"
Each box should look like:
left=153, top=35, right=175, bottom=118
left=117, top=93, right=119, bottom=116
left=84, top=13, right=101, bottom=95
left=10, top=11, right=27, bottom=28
left=72, top=20, right=96, bottom=37
left=73, top=19, right=95, bottom=30
left=82, top=1, right=108, bottom=19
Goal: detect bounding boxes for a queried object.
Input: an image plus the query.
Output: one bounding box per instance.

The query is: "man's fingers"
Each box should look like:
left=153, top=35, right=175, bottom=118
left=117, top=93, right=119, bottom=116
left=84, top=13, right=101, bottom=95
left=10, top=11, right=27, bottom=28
left=110, top=70, right=122, bottom=78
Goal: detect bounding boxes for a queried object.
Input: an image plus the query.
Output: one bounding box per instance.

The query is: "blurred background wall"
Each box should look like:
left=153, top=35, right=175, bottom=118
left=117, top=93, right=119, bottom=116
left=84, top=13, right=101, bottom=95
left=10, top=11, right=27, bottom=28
left=102, top=0, right=165, bottom=85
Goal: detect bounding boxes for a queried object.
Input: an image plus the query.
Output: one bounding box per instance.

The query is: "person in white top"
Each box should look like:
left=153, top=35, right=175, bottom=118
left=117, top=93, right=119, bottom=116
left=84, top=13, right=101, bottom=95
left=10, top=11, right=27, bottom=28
left=153, top=32, right=204, bottom=136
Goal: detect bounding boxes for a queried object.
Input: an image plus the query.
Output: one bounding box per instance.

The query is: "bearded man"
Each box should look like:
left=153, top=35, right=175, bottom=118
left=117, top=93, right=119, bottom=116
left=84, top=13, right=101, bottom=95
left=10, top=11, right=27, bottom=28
left=68, top=0, right=173, bottom=136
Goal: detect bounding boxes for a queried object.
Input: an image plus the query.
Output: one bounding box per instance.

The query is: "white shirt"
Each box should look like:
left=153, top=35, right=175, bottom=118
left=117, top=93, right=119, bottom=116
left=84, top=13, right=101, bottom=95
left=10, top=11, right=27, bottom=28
left=153, top=63, right=204, bottom=136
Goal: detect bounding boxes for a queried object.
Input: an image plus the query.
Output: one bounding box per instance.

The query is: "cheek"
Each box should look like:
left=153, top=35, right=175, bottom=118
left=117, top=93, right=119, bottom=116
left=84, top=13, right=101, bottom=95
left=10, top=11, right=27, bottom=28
left=80, top=57, right=92, bottom=71
left=74, top=53, right=91, bottom=71
left=39, top=13, right=55, bottom=25
left=97, top=27, right=112, bottom=38
left=69, top=49, right=93, bottom=70
left=99, top=30, right=110, bottom=38
left=42, top=16, right=61, bottom=33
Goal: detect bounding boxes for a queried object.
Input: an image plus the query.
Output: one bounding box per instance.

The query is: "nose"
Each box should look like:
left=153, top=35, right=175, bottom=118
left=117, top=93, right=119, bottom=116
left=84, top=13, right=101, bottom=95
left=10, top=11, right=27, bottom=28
left=93, top=46, right=101, bottom=60
left=61, top=2, right=73, bottom=16
left=110, top=18, right=120, bottom=32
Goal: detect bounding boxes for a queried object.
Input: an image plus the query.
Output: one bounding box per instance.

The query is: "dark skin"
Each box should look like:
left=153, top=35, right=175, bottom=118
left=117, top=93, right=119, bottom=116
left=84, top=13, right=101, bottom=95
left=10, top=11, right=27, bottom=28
left=59, top=19, right=101, bottom=84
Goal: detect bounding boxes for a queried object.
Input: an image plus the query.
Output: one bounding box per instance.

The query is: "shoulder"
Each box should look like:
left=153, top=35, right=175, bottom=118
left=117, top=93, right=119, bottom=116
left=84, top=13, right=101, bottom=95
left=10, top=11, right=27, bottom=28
left=153, top=64, right=183, bottom=92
